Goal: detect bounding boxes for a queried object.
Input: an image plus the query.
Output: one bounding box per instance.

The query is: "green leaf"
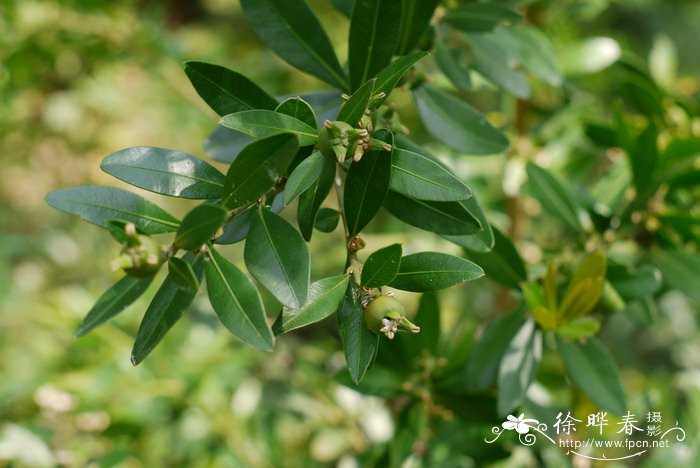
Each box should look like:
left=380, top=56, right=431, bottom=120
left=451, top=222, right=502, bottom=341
left=650, top=248, right=700, bottom=303
left=314, top=208, right=340, bottom=232
left=337, top=281, right=379, bottom=384
left=205, top=126, right=255, bottom=164
left=525, top=162, right=587, bottom=234
left=559, top=253, right=606, bottom=319
left=168, top=257, right=200, bottom=291
left=443, top=3, right=521, bottom=33
left=560, top=37, right=621, bottom=76
left=283, top=152, right=325, bottom=206
left=509, top=26, right=562, bottom=87
left=413, top=291, right=440, bottom=354
left=441, top=196, right=495, bottom=252
left=331, top=0, right=354, bottom=17
left=435, top=42, right=471, bottom=91
left=337, top=78, right=375, bottom=125
left=101, top=147, right=226, bottom=199
left=373, top=52, right=429, bottom=106
left=46, top=186, right=180, bottom=235
left=662, top=137, right=700, bottom=164
left=275, top=97, right=317, bottom=128
left=384, top=190, right=481, bottom=235
left=556, top=318, right=601, bottom=339
left=413, top=85, right=509, bottom=155
left=607, top=263, right=661, bottom=300
left=390, top=148, right=472, bottom=201
left=245, top=205, right=310, bottom=309
left=174, top=204, right=228, bottom=251
left=75, top=275, right=154, bottom=337
left=466, top=32, right=530, bottom=99
left=361, top=243, right=402, bottom=288
left=628, top=122, right=658, bottom=195
left=297, top=154, right=336, bottom=240
left=497, top=319, right=542, bottom=416
left=348, top=0, right=402, bottom=90
left=344, top=130, right=393, bottom=236
left=183, top=61, right=277, bottom=116
left=557, top=336, right=627, bottom=414
left=396, top=0, right=440, bottom=54
left=466, top=307, right=526, bottom=391
left=214, top=205, right=254, bottom=245
left=222, top=134, right=299, bottom=209
left=273, top=275, right=349, bottom=334
left=205, top=247, right=274, bottom=352
left=220, top=110, right=317, bottom=146
left=131, top=253, right=203, bottom=365
left=240, top=0, right=348, bottom=90
left=389, top=252, right=484, bottom=292
left=466, top=226, right=526, bottom=290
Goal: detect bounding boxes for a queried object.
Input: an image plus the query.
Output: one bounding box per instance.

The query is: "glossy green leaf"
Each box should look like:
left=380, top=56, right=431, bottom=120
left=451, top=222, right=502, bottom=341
left=497, top=319, right=542, bottom=416
left=337, top=281, right=379, bottom=384
left=441, top=196, right=494, bottom=252
left=373, top=52, right=429, bottom=106
left=467, top=33, right=530, bottom=99
left=75, top=275, right=154, bottom=337
left=245, top=206, right=310, bottom=309
left=168, top=257, right=200, bottom=291
left=361, top=243, right=402, bottom=288
left=222, top=134, right=299, bottom=209
left=273, top=274, right=349, bottom=334
left=214, top=206, right=254, bottom=245
left=384, top=190, right=481, bottom=235
left=525, top=162, right=586, bottom=234
left=314, top=208, right=340, bottom=233
left=344, top=130, right=393, bottom=236
left=175, top=204, right=228, bottom=251
left=651, top=248, right=700, bottom=303
left=283, top=152, right=325, bottom=206
left=297, top=154, right=336, bottom=240
left=466, top=226, right=526, bottom=290
left=220, top=110, right=317, bottom=146
left=240, top=0, right=348, bottom=90
left=348, top=0, right=402, bottom=90
left=389, top=252, right=484, bottom=292
left=275, top=97, right=317, bottom=128
left=413, top=85, right=509, bottom=155
left=337, top=79, right=375, bottom=125
left=465, top=307, right=525, bottom=391
left=557, top=336, right=627, bottom=414
left=205, top=247, right=274, bottom=352
left=390, top=148, right=472, bottom=201
left=131, top=253, right=203, bottom=365
left=101, top=147, right=225, bottom=199
left=183, top=61, right=277, bottom=116
left=205, top=126, right=255, bottom=164
left=46, top=186, right=179, bottom=234
left=396, top=0, right=440, bottom=54
left=443, top=3, right=521, bottom=33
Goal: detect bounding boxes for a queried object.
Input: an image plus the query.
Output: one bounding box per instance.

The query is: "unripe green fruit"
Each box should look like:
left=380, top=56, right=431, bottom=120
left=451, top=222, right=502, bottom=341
left=364, top=295, right=406, bottom=334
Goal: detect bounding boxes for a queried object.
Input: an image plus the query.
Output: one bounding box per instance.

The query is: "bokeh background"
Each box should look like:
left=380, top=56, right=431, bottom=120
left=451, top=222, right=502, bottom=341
left=1, top=0, right=699, bottom=466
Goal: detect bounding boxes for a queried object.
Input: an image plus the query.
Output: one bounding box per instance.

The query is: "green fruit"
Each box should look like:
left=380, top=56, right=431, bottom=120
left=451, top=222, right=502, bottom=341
left=317, top=121, right=354, bottom=161
left=364, top=295, right=406, bottom=334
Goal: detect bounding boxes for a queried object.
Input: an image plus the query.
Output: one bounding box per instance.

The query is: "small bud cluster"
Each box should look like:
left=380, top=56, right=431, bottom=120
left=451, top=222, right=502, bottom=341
left=110, top=223, right=166, bottom=277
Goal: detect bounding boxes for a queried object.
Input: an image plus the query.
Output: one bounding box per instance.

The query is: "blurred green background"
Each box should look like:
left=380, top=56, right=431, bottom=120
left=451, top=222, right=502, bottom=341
left=1, top=0, right=699, bottom=466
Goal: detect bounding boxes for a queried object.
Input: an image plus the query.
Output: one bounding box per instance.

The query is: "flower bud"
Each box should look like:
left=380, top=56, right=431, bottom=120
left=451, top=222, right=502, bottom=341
left=112, top=227, right=165, bottom=278
left=364, top=295, right=420, bottom=339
